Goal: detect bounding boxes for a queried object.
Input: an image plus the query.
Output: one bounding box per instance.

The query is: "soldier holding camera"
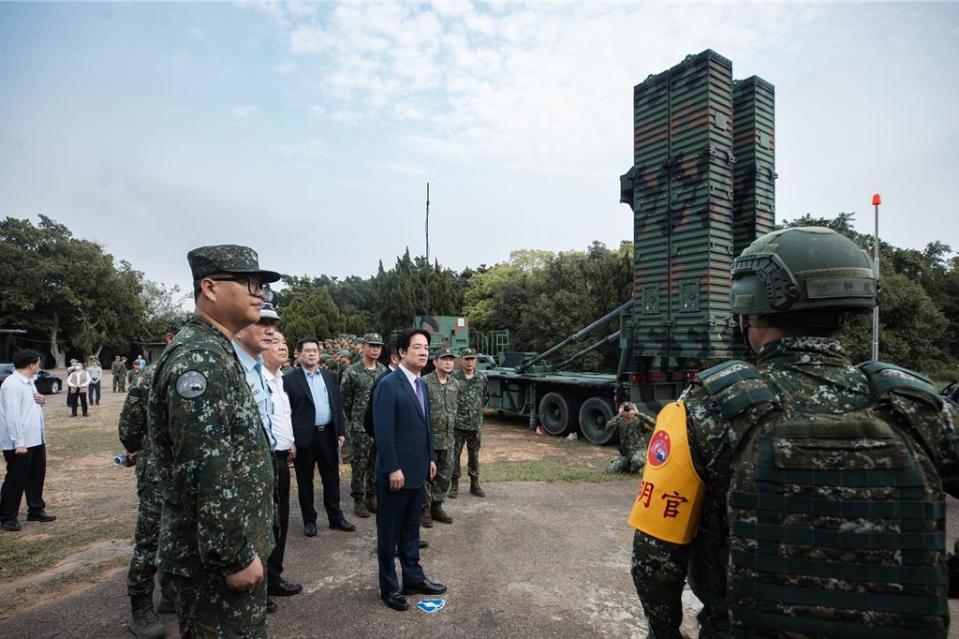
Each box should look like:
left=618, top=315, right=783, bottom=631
left=603, top=402, right=654, bottom=474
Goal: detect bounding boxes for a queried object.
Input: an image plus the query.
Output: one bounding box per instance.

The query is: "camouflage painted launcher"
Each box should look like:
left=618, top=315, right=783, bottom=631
left=620, top=50, right=775, bottom=363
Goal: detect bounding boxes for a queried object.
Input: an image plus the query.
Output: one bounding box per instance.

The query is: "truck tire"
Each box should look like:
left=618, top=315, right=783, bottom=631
left=579, top=397, right=615, bottom=445
left=539, top=392, right=579, bottom=436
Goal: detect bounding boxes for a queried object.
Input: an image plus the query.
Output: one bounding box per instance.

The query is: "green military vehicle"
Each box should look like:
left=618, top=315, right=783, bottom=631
left=486, top=50, right=776, bottom=446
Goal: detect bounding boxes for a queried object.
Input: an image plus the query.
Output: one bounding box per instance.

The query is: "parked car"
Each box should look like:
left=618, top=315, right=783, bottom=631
left=0, top=364, right=63, bottom=394
left=34, top=370, right=63, bottom=394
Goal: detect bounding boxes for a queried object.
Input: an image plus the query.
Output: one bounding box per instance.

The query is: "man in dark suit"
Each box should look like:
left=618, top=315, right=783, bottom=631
left=372, top=328, right=447, bottom=611
left=283, top=337, right=354, bottom=536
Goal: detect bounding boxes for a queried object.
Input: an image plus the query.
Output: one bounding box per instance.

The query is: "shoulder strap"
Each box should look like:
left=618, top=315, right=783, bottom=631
left=858, top=361, right=943, bottom=409
left=697, top=360, right=780, bottom=419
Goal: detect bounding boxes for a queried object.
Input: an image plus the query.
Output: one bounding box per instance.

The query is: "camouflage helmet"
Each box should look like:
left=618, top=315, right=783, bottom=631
left=731, top=227, right=877, bottom=321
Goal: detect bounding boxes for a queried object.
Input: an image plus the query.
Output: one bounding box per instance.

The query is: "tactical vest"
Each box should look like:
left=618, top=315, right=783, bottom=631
left=697, top=359, right=948, bottom=639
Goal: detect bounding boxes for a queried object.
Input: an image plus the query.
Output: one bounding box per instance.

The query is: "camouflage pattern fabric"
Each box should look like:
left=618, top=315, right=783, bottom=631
left=603, top=414, right=653, bottom=474
left=452, top=369, right=488, bottom=432
left=340, top=360, right=386, bottom=500
left=452, top=430, right=481, bottom=481
left=631, top=337, right=959, bottom=639
left=149, top=315, right=274, bottom=635
left=167, top=571, right=267, bottom=639
left=118, top=364, right=165, bottom=597
left=424, top=372, right=459, bottom=505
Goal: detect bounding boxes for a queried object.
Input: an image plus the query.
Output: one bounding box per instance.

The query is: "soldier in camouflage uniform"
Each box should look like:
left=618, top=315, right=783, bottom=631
left=602, top=402, right=655, bottom=475
left=112, top=356, right=124, bottom=392
left=421, top=348, right=458, bottom=526
left=149, top=245, right=280, bottom=638
left=449, top=348, right=488, bottom=498
left=630, top=227, right=959, bottom=639
left=339, top=333, right=386, bottom=518
left=119, top=318, right=183, bottom=639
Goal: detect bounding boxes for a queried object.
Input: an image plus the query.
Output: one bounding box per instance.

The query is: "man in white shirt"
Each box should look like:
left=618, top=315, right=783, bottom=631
left=86, top=357, right=103, bottom=406
left=67, top=365, right=90, bottom=417
left=233, top=304, right=302, bottom=612
left=262, top=328, right=303, bottom=600
left=0, top=349, right=56, bottom=531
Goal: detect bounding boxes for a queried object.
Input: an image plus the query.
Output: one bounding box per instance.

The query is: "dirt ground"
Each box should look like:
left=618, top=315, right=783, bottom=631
left=2, top=371, right=959, bottom=638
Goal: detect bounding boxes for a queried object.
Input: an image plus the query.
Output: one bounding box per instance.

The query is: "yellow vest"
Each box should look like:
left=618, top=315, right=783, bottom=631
left=628, top=401, right=706, bottom=544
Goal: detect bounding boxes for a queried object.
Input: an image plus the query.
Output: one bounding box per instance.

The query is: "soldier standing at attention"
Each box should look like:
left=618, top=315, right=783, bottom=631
left=449, top=348, right=488, bottom=498
left=629, top=227, right=959, bottom=639
left=119, top=318, right=182, bottom=639
left=149, top=245, right=280, bottom=638
left=112, top=356, right=123, bottom=392
left=421, top=348, right=458, bottom=526
left=339, top=333, right=386, bottom=519
left=602, top=402, right=654, bottom=475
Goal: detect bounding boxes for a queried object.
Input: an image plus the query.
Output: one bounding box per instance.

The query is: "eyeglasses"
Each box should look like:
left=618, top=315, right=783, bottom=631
left=207, top=275, right=266, bottom=296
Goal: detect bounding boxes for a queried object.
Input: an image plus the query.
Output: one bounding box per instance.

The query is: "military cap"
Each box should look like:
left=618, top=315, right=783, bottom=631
left=434, top=347, right=455, bottom=359
left=187, top=244, right=281, bottom=284
left=338, top=349, right=351, bottom=357
left=260, top=302, right=280, bottom=321
left=363, top=333, right=384, bottom=345
left=459, top=348, right=478, bottom=359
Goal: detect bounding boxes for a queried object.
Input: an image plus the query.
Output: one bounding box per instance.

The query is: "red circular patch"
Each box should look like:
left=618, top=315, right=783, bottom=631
left=648, top=430, right=671, bottom=467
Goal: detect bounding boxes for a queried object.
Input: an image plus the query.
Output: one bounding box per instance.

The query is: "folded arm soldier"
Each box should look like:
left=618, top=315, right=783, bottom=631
left=149, top=245, right=279, bottom=638
left=449, top=348, right=488, bottom=498
left=119, top=319, right=182, bottom=639
left=340, top=333, right=386, bottom=519
left=629, top=227, right=959, bottom=639
left=603, top=402, right=655, bottom=475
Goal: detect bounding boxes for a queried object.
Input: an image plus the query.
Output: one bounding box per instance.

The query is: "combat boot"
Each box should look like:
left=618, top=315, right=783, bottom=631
left=365, top=494, right=377, bottom=514
left=421, top=505, right=433, bottom=528
left=353, top=497, right=371, bottom=518
left=448, top=478, right=458, bottom=499
left=470, top=478, right=486, bottom=497
left=155, top=576, right=176, bottom=614
left=431, top=502, right=453, bottom=524
left=129, top=595, right=167, bottom=639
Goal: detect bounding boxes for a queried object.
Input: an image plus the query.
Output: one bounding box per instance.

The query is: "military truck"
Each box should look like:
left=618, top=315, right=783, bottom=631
left=486, top=50, right=776, bottom=446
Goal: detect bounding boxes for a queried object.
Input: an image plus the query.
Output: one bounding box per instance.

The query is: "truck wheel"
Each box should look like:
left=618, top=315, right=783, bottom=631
left=539, top=392, right=579, bottom=436
left=579, top=397, right=615, bottom=445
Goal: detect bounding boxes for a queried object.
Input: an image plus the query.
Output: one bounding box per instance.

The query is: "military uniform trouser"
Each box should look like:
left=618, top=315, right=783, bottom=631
left=425, top=447, right=453, bottom=507
left=452, top=430, right=481, bottom=480
left=127, top=476, right=165, bottom=597
left=348, top=428, right=375, bottom=500
left=605, top=448, right=646, bottom=475
left=166, top=571, right=267, bottom=639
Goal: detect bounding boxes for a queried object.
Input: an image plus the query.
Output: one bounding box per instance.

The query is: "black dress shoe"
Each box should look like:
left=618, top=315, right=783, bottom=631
left=267, top=578, right=303, bottom=596
left=329, top=519, right=355, bottom=532
left=303, top=522, right=317, bottom=537
left=27, top=511, right=56, bottom=522
left=1, top=519, right=21, bottom=531
left=402, top=578, right=447, bottom=596
left=267, top=598, right=277, bottom=614
left=381, top=590, right=409, bottom=611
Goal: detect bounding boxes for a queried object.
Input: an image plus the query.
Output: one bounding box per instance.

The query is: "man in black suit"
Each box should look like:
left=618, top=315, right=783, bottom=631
left=372, top=329, right=447, bottom=611
left=283, top=337, right=354, bottom=536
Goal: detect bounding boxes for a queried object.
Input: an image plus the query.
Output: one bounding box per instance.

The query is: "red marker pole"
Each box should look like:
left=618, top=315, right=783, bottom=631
left=871, top=193, right=882, bottom=361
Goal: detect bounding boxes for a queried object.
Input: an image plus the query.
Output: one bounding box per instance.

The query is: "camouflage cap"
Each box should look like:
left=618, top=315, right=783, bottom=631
left=434, top=347, right=455, bottom=359
left=338, top=349, right=351, bottom=357
left=459, top=347, right=478, bottom=359
left=363, top=333, right=384, bottom=345
left=187, top=244, right=281, bottom=284
left=260, top=302, right=280, bottom=321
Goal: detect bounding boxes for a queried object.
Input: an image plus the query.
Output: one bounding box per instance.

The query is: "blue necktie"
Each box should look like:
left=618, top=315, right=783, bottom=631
left=415, top=377, right=426, bottom=418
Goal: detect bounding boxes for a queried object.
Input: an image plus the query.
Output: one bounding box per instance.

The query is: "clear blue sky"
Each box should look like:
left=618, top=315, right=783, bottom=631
left=2, top=2, right=957, bottom=297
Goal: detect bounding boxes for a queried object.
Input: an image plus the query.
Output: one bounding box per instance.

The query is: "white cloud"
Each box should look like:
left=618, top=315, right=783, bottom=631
left=330, top=110, right=363, bottom=125
left=232, top=105, right=256, bottom=122
left=274, top=61, right=297, bottom=74
left=309, top=105, right=326, bottom=120
left=269, top=2, right=823, bottom=177
left=277, top=137, right=327, bottom=159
